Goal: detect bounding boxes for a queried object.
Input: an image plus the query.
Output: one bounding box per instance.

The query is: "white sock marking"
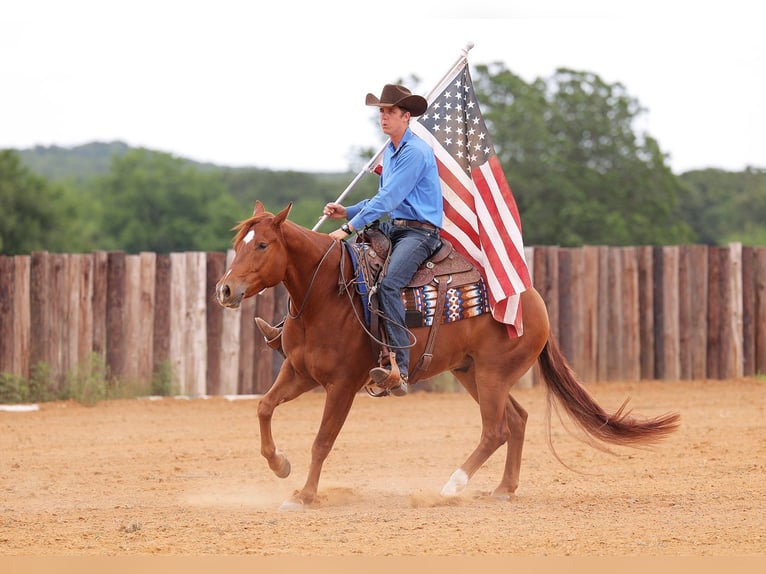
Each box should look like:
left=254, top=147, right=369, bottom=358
left=441, top=468, right=469, bottom=497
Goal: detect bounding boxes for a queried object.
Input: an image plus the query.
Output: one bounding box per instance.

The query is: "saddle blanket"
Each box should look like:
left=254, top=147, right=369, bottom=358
left=402, top=281, right=490, bottom=328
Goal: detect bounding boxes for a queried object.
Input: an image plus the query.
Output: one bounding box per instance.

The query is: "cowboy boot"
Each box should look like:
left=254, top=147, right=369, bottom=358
left=368, top=352, right=408, bottom=397
left=255, top=317, right=285, bottom=357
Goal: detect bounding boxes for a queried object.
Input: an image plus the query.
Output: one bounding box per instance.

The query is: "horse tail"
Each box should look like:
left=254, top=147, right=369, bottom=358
left=537, top=335, right=680, bottom=448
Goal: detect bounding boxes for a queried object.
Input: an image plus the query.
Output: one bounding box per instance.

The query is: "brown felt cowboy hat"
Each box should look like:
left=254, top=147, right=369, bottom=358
left=365, top=84, right=428, bottom=117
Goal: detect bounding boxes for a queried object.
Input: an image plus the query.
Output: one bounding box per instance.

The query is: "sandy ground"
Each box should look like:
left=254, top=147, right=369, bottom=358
left=1, top=378, right=765, bottom=557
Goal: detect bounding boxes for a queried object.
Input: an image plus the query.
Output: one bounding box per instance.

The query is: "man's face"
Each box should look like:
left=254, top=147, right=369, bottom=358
left=379, top=106, right=410, bottom=139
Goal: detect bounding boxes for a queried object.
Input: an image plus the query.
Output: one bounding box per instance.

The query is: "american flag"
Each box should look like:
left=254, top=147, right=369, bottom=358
left=409, top=62, right=531, bottom=337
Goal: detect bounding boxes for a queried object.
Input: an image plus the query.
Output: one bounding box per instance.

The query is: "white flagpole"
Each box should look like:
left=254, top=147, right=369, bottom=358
left=311, top=41, right=475, bottom=232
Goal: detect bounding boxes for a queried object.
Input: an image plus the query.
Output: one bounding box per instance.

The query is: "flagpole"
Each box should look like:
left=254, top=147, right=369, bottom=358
left=311, top=41, right=475, bottom=232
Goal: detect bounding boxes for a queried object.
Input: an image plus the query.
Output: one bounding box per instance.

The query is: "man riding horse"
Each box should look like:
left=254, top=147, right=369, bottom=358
left=257, top=84, right=443, bottom=396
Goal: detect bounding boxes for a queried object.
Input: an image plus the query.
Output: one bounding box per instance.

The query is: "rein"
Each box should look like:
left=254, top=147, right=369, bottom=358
left=337, top=242, right=412, bottom=349
left=286, top=240, right=340, bottom=320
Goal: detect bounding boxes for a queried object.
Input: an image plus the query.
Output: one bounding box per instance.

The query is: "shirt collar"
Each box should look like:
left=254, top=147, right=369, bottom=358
left=389, top=127, right=414, bottom=155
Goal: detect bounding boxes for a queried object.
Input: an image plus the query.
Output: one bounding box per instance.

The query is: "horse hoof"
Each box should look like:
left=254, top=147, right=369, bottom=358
left=278, top=499, right=305, bottom=512
left=272, top=451, right=291, bottom=478
left=440, top=468, right=469, bottom=497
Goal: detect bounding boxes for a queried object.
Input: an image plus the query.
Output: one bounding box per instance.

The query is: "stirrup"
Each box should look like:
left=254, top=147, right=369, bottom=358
left=366, top=354, right=408, bottom=397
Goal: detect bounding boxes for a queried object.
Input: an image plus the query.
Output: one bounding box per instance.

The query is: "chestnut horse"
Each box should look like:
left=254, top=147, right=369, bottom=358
left=215, top=201, right=680, bottom=510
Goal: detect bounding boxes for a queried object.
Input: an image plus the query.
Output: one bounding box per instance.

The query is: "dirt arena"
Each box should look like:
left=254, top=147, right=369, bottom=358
left=1, top=378, right=764, bottom=557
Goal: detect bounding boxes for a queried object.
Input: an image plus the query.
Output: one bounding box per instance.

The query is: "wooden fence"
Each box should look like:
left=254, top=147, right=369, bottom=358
left=1, top=244, right=765, bottom=396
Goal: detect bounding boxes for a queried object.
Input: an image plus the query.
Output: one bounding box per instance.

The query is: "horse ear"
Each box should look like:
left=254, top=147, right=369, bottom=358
left=253, top=200, right=265, bottom=215
left=273, top=202, right=293, bottom=227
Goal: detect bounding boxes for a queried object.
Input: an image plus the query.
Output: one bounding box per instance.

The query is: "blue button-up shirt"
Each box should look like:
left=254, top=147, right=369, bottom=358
left=346, top=128, right=443, bottom=231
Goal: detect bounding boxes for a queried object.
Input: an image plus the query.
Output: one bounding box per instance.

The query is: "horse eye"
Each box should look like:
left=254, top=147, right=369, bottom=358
left=257, top=242, right=268, bottom=250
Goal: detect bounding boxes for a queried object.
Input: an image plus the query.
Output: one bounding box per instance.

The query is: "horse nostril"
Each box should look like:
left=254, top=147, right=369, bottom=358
left=218, top=284, right=231, bottom=301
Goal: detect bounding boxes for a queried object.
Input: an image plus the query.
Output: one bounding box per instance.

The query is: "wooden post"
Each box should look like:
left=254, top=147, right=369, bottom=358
left=678, top=245, right=708, bottom=380
left=153, top=254, right=172, bottom=377
left=14, top=256, right=31, bottom=378
left=606, top=247, right=624, bottom=381
left=137, top=252, right=156, bottom=385
left=48, top=254, right=66, bottom=389
left=106, top=252, right=127, bottom=383
left=169, top=253, right=187, bottom=394
left=620, top=247, right=641, bottom=381
left=663, top=246, right=680, bottom=380
left=580, top=246, right=599, bottom=383
left=706, top=247, right=723, bottom=379
left=62, top=254, right=79, bottom=379
left=0, top=256, right=13, bottom=376
left=596, top=247, right=609, bottom=382
left=91, top=251, right=108, bottom=360
left=123, top=255, right=141, bottom=382
left=742, top=246, right=756, bottom=377
left=723, top=243, right=744, bottom=379
left=755, top=247, right=766, bottom=375
left=206, top=252, right=226, bottom=395
left=28, top=253, right=51, bottom=384
left=76, top=254, right=94, bottom=371
left=219, top=249, right=241, bottom=395
left=186, top=252, right=208, bottom=397
left=637, top=246, right=654, bottom=380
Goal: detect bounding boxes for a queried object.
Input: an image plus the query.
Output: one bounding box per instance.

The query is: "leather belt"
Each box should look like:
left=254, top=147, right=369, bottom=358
left=391, top=219, right=438, bottom=231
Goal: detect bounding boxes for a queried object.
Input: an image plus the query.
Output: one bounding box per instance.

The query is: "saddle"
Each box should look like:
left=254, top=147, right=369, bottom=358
left=353, top=226, right=483, bottom=381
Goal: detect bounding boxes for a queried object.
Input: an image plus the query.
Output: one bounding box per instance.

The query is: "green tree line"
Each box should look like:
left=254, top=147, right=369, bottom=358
left=2, top=65, right=764, bottom=255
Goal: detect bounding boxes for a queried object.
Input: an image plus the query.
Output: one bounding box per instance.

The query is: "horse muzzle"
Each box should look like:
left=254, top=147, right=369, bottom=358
left=215, top=281, right=245, bottom=308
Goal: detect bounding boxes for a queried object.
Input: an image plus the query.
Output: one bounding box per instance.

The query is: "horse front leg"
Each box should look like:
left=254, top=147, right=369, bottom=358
left=257, top=362, right=317, bottom=480
left=280, top=383, right=358, bottom=511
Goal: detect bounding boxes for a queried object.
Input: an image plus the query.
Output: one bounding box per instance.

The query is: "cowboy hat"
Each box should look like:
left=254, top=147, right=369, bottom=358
left=365, top=84, right=428, bottom=117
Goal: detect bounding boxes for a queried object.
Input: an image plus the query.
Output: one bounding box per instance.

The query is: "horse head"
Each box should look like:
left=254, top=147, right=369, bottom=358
left=215, top=200, right=292, bottom=308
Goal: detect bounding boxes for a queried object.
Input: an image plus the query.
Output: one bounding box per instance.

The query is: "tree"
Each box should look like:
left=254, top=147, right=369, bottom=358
left=472, top=64, right=695, bottom=246
left=681, top=167, right=766, bottom=246
left=95, top=149, right=242, bottom=253
left=0, top=150, right=85, bottom=255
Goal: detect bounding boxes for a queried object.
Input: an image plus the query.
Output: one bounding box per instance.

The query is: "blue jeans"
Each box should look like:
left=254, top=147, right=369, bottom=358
left=377, top=223, right=442, bottom=378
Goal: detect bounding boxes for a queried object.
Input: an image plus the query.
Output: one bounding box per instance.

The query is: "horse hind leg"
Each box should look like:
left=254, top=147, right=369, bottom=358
left=442, top=366, right=513, bottom=498
left=444, top=363, right=529, bottom=500
left=491, top=393, right=528, bottom=500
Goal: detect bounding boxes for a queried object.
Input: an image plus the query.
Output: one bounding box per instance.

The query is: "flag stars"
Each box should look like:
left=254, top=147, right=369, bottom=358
left=416, top=67, right=496, bottom=175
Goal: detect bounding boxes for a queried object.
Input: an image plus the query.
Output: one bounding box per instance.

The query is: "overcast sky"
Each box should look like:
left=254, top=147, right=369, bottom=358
left=2, top=1, right=764, bottom=175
